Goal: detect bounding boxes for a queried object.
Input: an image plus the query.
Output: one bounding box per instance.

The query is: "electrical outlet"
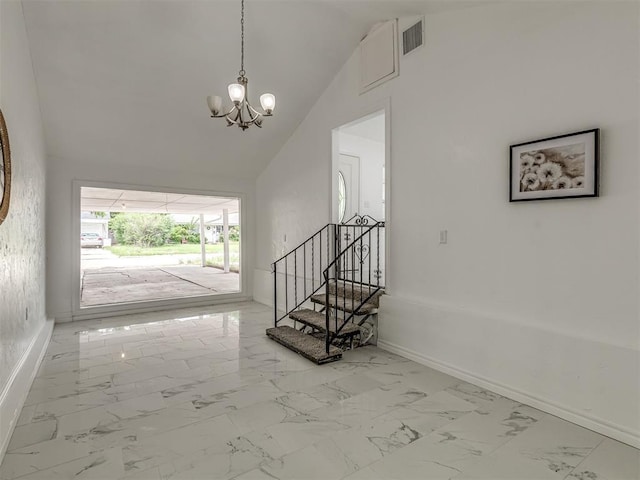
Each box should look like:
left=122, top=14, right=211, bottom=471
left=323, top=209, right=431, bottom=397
left=439, top=230, right=448, bottom=244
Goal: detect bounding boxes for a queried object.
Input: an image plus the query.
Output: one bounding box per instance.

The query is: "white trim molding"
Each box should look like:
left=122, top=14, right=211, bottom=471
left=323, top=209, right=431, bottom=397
left=377, top=294, right=640, bottom=449
left=379, top=339, right=640, bottom=449
left=0, top=318, right=54, bottom=460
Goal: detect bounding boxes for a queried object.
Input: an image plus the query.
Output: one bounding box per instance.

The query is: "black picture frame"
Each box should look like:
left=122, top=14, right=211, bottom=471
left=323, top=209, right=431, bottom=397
left=509, top=128, right=599, bottom=202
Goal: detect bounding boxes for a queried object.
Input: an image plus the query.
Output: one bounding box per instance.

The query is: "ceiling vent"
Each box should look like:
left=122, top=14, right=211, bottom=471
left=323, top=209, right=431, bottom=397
left=401, top=17, right=425, bottom=56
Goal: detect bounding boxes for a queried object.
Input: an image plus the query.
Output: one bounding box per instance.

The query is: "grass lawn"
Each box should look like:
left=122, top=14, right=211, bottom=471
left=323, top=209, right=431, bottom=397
left=105, top=242, right=240, bottom=257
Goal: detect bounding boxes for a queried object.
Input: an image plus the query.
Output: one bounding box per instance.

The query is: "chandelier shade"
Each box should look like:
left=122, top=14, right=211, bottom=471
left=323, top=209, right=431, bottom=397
left=207, top=0, right=275, bottom=131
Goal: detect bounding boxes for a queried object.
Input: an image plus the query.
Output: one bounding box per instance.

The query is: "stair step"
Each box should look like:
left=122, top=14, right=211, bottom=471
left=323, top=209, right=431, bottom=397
left=266, top=326, right=343, bottom=364
left=310, top=293, right=378, bottom=314
left=327, top=281, right=384, bottom=307
left=289, top=309, right=360, bottom=337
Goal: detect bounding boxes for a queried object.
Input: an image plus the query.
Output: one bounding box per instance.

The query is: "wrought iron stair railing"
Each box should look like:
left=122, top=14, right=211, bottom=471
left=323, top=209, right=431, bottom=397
left=271, top=214, right=385, bottom=354
left=323, top=217, right=385, bottom=353
left=272, top=223, right=336, bottom=326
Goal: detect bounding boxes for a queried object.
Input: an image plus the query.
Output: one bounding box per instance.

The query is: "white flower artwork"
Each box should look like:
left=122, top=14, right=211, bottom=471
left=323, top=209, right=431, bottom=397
left=510, top=129, right=599, bottom=201
left=523, top=144, right=583, bottom=193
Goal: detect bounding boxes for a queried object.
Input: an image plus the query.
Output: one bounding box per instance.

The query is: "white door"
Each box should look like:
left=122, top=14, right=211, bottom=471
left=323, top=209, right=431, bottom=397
left=338, top=154, right=360, bottom=223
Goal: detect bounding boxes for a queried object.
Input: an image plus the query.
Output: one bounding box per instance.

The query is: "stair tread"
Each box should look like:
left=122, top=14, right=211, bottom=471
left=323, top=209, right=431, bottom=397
left=289, top=309, right=360, bottom=336
left=310, top=294, right=378, bottom=314
left=326, top=281, right=384, bottom=307
left=266, top=326, right=342, bottom=364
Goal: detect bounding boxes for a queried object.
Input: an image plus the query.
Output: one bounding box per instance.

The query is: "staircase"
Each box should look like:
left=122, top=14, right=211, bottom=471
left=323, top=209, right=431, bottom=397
left=266, top=215, right=385, bottom=364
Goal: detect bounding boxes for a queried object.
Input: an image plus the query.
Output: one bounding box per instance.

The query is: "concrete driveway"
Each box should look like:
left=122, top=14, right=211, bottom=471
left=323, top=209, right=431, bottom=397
left=80, top=249, right=240, bottom=307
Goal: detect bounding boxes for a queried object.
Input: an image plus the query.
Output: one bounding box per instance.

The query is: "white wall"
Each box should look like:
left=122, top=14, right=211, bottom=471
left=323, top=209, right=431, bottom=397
left=0, top=0, right=51, bottom=456
left=47, top=159, right=255, bottom=320
left=255, top=2, right=640, bottom=446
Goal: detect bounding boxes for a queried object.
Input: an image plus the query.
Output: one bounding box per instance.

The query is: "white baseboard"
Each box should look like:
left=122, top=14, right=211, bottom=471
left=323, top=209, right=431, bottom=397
left=0, top=318, right=54, bottom=460
left=378, top=339, right=640, bottom=449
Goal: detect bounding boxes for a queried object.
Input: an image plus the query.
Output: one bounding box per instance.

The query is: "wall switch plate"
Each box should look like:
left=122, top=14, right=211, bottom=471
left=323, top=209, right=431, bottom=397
left=439, top=230, right=448, bottom=244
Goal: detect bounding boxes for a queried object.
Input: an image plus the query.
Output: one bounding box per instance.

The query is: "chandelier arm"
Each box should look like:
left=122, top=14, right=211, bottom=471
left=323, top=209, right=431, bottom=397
left=226, top=108, right=242, bottom=125
left=222, top=105, right=239, bottom=122
left=244, top=102, right=262, bottom=123
left=249, top=101, right=272, bottom=117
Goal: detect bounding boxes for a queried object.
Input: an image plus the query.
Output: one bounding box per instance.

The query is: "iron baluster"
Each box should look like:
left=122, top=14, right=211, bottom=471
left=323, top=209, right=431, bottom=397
left=377, top=225, right=380, bottom=286
left=368, top=228, right=372, bottom=297
left=284, top=256, right=288, bottom=314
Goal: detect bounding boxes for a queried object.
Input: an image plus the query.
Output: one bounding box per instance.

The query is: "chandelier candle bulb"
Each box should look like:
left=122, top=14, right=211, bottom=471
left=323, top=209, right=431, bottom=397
left=260, top=93, right=275, bottom=114
left=207, top=95, right=222, bottom=115
left=228, top=83, right=245, bottom=104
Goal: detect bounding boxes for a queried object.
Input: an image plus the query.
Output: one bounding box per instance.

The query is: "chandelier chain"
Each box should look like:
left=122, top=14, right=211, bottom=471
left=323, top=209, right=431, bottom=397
left=239, top=0, right=245, bottom=76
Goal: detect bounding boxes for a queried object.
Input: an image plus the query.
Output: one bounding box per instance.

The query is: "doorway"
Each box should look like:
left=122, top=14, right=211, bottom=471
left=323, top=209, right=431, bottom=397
left=333, top=109, right=387, bottom=284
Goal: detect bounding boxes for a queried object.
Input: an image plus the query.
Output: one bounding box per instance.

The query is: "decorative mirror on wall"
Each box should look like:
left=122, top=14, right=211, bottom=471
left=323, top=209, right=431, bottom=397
left=0, top=109, right=11, bottom=225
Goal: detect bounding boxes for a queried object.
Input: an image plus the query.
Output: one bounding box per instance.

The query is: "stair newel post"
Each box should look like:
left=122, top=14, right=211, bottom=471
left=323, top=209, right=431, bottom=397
left=294, top=250, right=298, bottom=309
left=311, top=235, right=315, bottom=293
left=324, top=268, right=330, bottom=354
left=273, top=261, right=277, bottom=327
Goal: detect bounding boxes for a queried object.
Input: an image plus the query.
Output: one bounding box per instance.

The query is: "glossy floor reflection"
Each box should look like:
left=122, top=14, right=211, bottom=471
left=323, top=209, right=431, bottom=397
left=1, top=302, right=638, bottom=479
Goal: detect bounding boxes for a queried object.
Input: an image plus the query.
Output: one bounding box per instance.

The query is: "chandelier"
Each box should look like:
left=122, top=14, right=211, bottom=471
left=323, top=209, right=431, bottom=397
left=207, top=0, right=275, bottom=131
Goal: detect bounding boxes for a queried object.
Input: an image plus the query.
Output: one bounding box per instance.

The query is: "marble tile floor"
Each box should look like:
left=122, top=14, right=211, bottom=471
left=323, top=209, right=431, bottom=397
left=1, top=302, right=638, bottom=480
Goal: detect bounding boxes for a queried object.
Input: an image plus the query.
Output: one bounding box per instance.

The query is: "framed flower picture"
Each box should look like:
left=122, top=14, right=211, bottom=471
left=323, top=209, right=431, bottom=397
left=509, top=129, right=599, bottom=202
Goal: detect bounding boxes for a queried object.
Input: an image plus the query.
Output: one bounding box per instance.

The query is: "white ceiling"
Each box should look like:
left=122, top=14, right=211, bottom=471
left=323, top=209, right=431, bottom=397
left=81, top=186, right=239, bottom=215
left=22, top=1, right=489, bottom=181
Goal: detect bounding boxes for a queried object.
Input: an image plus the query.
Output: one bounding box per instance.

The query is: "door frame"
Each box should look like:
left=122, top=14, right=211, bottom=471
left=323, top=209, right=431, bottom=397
left=330, top=99, right=391, bottom=291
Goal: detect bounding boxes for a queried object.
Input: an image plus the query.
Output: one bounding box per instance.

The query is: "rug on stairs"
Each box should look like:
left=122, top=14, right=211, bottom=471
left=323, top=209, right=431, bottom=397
left=266, top=326, right=343, bottom=364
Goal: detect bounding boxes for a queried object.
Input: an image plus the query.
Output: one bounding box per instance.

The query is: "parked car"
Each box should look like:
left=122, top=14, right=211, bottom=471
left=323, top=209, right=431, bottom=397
left=81, top=232, right=103, bottom=248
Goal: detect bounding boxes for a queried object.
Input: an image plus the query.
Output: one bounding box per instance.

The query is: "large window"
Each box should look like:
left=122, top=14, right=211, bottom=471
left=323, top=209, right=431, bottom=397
left=80, top=186, right=240, bottom=308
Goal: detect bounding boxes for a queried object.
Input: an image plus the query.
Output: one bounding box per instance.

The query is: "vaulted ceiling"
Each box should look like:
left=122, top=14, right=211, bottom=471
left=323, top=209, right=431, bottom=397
left=22, top=0, right=486, bottom=180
